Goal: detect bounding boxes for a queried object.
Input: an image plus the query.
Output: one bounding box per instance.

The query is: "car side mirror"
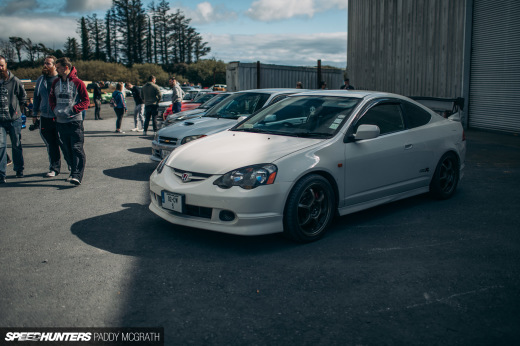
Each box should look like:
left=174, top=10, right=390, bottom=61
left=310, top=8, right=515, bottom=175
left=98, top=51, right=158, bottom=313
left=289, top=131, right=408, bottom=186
left=354, top=124, right=380, bottom=140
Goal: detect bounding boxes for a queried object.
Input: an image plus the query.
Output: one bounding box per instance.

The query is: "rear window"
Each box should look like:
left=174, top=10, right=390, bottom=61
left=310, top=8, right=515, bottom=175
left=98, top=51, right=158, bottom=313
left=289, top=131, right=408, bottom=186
left=401, top=101, right=432, bottom=128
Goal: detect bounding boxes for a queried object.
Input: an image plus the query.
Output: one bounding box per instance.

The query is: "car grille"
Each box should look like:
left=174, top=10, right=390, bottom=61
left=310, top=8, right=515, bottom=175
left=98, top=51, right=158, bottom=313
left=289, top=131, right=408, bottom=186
left=171, top=168, right=213, bottom=183
left=151, top=192, right=212, bottom=219
left=159, top=136, right=178, bottom=145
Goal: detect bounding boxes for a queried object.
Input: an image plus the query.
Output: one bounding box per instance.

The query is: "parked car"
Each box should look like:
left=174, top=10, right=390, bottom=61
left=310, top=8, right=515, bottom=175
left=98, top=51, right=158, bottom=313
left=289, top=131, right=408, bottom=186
left=163, top=92, right=223, bottom=119
left=211, top=84, right=227, bottom=91
left=161, top=92, right=233, bottom=128
left=150, top=89, right=302, bottom=162
left=156, top=90, right=174, bottom=123
left=149, top=91, right=466, bottom=242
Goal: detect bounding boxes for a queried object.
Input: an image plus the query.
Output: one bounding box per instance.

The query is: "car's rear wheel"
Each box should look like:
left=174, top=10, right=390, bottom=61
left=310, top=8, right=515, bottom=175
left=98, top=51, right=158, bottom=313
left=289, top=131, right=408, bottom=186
left=430, top=152, right=460, bottom=200
left=283, top=175, right=335, bottom=242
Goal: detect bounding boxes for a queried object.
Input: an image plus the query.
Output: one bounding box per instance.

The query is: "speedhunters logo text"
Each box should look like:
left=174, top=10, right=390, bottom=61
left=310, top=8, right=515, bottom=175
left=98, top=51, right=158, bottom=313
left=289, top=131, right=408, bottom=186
left=1, top=328, right=164, bottom=345
left=5, top=332, right=91, bottom=342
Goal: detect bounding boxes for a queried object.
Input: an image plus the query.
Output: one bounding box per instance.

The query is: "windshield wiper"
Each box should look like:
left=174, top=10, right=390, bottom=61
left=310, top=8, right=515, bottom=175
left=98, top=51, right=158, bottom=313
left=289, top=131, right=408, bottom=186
left=293, top=132, right=331, bottom=138
left=232, top=127, right=270, bottom=133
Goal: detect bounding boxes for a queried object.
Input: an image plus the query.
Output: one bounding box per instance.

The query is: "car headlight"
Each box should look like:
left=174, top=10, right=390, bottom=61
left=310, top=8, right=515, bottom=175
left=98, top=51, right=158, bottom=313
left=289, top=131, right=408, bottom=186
left=213, top=164, right=277, bottom=189
left=156, top=155, right=169, bottom=174
left=181, top=135, right=207, bottom=145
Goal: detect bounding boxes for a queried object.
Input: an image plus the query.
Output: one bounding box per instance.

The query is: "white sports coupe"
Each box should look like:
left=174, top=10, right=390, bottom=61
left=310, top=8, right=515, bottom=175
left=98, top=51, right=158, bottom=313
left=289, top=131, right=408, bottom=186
left=149, top=91, right=466, bottom=242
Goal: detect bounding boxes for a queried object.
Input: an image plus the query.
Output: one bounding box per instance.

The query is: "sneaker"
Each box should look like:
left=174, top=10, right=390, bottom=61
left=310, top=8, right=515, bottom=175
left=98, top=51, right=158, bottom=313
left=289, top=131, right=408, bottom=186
left=98, top=118, right=103, bottom=120
left=131, top=127, right=139, bottom=132
left=143, top=131, right=147, bottom=136
left=70, top=178, right=81, bottom=185
left=44, top=171, right=57, bottom=178
left=16, top=171, right=23, bottom=178
left=7, top=158, right=12, bottom=166
left=0, top=176, right=6, bottom=184
left=66, top=175, right=72, bottom=182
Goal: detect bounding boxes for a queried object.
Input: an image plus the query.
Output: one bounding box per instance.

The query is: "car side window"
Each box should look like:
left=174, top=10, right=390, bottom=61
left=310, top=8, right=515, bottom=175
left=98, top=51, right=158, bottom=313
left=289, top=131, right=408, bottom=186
left=267, top=94, right=290, bottom=107
left=355, top=103, right=405, bottom=135
left=401, top=101, right=432, bottom=129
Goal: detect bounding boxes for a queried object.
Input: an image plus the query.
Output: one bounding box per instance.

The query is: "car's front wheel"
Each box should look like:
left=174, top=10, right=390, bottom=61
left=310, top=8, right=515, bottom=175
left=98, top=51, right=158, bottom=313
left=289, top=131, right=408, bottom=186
left=429, top=152, right=460, bottom=200
left=283, top=174, right=335, bottom=242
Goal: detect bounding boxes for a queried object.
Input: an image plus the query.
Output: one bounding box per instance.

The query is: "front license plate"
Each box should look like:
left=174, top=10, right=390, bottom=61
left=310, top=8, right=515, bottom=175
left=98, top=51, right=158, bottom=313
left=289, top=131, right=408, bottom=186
left=161, top=191, right=184, bottom=213
left=161, top=149, right=172, bottom=158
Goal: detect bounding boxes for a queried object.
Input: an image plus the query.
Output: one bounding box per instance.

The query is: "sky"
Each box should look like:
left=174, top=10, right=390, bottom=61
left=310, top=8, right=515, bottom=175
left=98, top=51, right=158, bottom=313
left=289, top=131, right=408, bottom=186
left=0, top=0, right=348, bottom=68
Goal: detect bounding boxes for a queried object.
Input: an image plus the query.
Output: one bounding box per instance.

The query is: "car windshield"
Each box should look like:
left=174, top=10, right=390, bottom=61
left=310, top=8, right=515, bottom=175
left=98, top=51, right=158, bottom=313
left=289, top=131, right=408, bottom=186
left=192, top=93, right=216, bottom=104
left=161, top=93, right=173, bottom=102
left=184, top=90, right=199, bottom=100
left=199, top=93, right=231, bottom=109
left=232, top=96, right=360, bottom=138
left=204, top=92, right=270, bottom=119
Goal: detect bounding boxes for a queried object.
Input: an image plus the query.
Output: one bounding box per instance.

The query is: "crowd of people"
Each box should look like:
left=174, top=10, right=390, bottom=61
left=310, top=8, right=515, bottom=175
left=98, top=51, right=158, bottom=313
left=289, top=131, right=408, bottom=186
left=1, top=55, right=89, bottom=185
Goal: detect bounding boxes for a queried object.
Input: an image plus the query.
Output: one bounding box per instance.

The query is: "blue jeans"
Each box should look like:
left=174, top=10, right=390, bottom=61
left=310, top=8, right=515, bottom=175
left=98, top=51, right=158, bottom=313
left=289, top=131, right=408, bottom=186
left=173, top=102, right=182, bottom=113
left=0, top=117, right=24, bottom=178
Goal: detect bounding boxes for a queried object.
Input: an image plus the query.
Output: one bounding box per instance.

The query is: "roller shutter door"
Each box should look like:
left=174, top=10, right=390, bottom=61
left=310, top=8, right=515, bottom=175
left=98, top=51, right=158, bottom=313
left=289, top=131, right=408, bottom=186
left=469, top=0, right=520, bottom=133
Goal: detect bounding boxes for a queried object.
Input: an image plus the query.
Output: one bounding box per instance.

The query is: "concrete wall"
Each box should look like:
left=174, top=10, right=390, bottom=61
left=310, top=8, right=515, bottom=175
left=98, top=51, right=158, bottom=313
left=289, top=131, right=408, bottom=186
left=347, top=0, right=466, bottom=98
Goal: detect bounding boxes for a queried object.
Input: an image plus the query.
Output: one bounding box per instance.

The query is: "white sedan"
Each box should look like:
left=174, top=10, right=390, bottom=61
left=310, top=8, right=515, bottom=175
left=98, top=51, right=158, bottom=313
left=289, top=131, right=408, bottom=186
left=149, top=91, right=466, bottom=242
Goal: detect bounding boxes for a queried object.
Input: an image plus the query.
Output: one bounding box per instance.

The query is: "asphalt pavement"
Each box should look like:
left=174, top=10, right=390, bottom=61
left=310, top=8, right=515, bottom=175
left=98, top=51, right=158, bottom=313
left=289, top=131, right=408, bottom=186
left=1, top=102, right=520, bottom=345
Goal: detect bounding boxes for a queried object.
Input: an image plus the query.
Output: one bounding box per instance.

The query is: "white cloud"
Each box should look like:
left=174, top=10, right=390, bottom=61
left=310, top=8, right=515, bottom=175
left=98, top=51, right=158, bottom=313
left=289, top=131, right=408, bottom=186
left=63, top=0, right=112, bottom=13
left=0, top=14, right=78, bottom=50
left=0, top=0, right=39, bottom=15
left=246, top=0, right=348, bottom=21
left=203, top=32, right=347, bottom=68
left=246, top=0, right=315, bottom=21
left=175, top=2, right=237, bottom=25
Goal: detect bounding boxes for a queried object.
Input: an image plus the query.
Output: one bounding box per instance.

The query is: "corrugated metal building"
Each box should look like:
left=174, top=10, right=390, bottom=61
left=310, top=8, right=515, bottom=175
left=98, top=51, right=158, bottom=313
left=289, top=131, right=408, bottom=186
left=347, top=0, right=520, bottom=133
left=226, top=62, right=344, bottom=92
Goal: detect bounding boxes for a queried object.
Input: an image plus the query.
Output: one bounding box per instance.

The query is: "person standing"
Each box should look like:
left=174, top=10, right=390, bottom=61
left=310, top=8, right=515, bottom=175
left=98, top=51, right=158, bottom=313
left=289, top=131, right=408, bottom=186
left=112, top=83, right=127, bottom=133
left=0, top=55, right=26, bottom=184
left=93, top=81, right=103, bottom=120
left=126, top=82, right=144, bottom=131
left=170, top=77, right=185, bottom=113
left=340, top=78, right=355, bottom=90
left=49, top=57, right=89, bottom=186
left=142, top=75, right=162, bottom=136
left=33, top=55, right=64, bottom=178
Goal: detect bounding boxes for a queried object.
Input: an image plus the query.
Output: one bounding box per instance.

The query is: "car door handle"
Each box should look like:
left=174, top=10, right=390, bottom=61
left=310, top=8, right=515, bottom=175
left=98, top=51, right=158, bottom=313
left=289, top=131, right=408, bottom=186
left=404, top=144, right=413, bottom=150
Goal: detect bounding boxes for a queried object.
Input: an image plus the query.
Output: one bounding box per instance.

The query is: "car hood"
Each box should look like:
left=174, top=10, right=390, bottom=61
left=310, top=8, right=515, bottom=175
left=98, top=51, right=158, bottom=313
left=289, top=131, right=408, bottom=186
left=158, top=116, right=239, bottom=137
left=166, top=131, right=321, bottom=174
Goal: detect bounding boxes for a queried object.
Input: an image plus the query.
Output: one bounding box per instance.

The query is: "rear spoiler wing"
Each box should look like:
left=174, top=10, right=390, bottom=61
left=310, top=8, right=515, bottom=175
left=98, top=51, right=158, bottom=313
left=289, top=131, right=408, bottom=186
left=408, top=97, right=464, bottom=122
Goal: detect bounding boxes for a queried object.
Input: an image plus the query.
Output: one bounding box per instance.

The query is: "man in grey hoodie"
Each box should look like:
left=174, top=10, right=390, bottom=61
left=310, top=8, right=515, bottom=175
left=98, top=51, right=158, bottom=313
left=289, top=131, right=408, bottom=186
left=49, top=57, right=89, bottom=186
left=33, top=55, right=64, bottom=178
left=0, top=55, right=26, bottom=184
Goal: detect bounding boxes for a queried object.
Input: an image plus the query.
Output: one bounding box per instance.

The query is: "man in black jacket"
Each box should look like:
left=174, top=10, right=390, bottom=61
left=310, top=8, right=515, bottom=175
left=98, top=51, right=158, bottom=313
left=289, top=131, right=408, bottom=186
left=0, top=55, right=26, bottom=183
left=93, top=81, right=103, bottom=120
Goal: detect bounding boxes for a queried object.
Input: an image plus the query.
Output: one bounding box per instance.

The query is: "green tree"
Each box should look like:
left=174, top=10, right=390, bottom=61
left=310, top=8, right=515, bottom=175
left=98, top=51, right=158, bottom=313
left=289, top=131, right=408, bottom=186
left=64, top=37, right=80, bottom=60
left=9, top=37, right=25, bottom=63
left=79, top=17, right=91, bottom=60
left=185, top=59, right=226, bottom=87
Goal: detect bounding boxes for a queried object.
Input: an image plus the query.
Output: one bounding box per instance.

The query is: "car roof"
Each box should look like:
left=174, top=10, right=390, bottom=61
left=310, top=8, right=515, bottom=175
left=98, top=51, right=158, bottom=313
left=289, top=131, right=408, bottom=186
left=236, top=88, right=307, bottom=95
left=289, top=90, right=413, bottom=101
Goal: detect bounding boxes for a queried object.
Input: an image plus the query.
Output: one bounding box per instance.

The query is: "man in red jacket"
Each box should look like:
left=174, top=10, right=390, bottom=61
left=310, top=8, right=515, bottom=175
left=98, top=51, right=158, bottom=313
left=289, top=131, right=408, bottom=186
left=49, top=57, right=89, bottom=186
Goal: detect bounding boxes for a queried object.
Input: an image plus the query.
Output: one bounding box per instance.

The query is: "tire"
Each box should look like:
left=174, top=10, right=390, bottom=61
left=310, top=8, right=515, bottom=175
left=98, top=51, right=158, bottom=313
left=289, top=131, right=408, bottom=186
left=283, top=174, right=335, bottom=243
left=429, top=152, right=460, bottom=200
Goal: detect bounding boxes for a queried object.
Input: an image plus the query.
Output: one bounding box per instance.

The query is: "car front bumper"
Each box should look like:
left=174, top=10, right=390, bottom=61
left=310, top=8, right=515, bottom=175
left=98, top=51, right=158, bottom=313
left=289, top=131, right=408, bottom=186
left=151, top=140, right=177, bottom=162
left=149, top=165, right=290, bottom=236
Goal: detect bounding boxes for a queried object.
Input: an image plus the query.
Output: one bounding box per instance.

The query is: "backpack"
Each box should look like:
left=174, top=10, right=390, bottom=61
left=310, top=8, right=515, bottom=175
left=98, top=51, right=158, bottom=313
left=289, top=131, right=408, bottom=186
left=109, top=98, right=116, bottom=108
